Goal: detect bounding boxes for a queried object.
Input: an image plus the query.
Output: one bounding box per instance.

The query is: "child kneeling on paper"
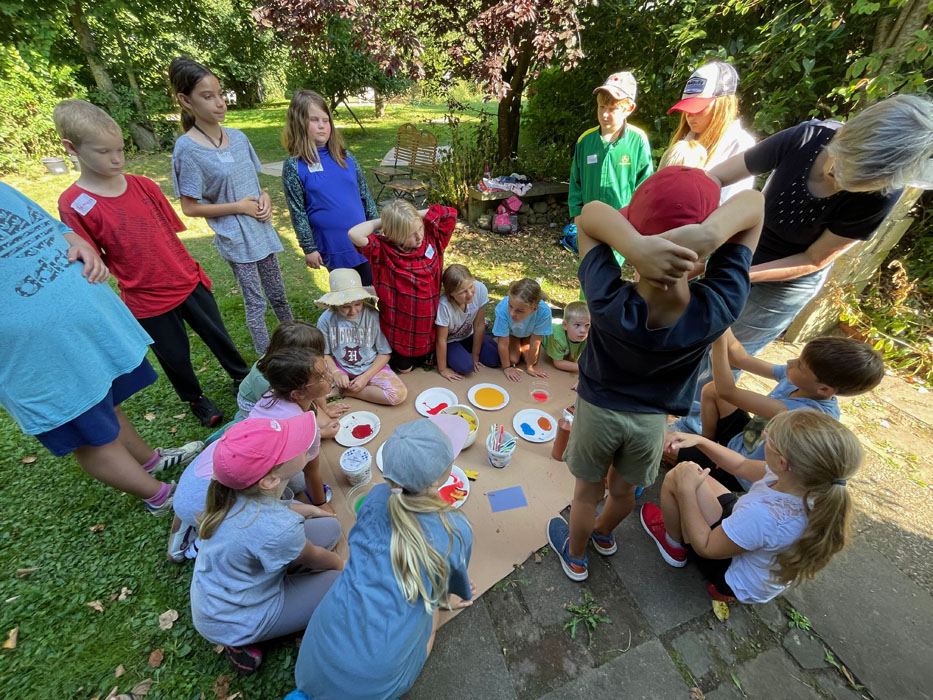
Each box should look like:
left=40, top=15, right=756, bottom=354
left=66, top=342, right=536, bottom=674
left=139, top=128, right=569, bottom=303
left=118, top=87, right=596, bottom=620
left=641, top=410, right=862, bottom=603
left=547, top=166, right=764, bottom=582
left=546, top=301, right=591, bottom=382
left=289, top=415, right=474, bottom=700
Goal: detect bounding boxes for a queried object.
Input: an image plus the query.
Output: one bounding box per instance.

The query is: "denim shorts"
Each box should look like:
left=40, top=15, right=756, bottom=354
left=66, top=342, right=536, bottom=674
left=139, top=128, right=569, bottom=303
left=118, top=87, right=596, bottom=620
left=35, top=359, right=158, bottom=456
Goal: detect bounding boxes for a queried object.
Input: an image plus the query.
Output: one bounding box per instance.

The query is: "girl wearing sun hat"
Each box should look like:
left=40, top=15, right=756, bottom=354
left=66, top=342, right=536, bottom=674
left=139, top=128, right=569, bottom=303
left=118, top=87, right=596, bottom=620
left=290, top=414, right=474, bottom=700
left=315, top=267, right=408, bottom=405
left=667, top=61, right=757, bottom=203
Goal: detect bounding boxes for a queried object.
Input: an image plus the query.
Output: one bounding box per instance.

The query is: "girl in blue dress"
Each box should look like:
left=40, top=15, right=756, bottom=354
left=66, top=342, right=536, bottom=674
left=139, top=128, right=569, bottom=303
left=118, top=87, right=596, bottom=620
left=282, top=90, right=378, bottom=286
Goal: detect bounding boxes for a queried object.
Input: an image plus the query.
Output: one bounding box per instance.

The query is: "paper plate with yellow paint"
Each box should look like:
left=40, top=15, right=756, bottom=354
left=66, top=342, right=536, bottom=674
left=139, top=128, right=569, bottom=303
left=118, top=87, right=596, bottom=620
left=467, top=383, right=510, bottom=411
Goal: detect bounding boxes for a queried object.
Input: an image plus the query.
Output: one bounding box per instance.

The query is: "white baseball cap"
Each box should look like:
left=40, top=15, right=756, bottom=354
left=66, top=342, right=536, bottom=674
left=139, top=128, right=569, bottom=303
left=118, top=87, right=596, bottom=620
left=668, top=62, right=739, bottom=114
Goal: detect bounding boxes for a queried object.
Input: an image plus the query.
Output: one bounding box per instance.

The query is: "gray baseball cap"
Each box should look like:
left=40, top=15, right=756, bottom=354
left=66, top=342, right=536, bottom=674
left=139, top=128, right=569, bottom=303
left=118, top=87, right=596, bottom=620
left=382, top=415, right=469, bottom=493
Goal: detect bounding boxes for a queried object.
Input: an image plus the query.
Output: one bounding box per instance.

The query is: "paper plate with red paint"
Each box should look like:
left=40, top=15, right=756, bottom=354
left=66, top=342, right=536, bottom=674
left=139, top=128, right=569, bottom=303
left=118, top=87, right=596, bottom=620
left=512, top=408, right=558, bottom=443
left=336, top=411, right=381, bottom=447
left=437, top=466, right=470, bottom=508
left=415, top=387, right=459, bottom=418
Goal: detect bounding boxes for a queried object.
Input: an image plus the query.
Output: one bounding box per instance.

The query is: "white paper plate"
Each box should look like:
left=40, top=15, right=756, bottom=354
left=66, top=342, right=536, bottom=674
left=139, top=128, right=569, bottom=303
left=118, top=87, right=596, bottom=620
left=375, top=442, right=386, bottom=472
left=467, top=383, right=510, bottom=411
left=438, top=466, right=470, bottom=508
left=512, top=408, right=558, bottom=442
left=414, top=387, right=459, bottom=417
left=335, top=411, right=381, bottom=447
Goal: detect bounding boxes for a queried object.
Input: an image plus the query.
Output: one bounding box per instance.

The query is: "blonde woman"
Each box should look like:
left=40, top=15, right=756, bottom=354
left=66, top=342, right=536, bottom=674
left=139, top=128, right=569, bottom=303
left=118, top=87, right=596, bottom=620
left=668, top=62, right=757, bottom=202
left=643, top=410, right=863, bottom=603
left=282, top=89, right=378, bottom=285
left=293, top=415, right=474, bottom=700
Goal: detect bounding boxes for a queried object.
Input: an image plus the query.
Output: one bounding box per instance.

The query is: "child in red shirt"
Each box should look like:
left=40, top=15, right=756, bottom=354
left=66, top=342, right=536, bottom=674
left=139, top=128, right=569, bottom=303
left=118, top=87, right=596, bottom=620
left=348, top=200, right=456, bottom=373
left=55, top=99, right=249, bottom=427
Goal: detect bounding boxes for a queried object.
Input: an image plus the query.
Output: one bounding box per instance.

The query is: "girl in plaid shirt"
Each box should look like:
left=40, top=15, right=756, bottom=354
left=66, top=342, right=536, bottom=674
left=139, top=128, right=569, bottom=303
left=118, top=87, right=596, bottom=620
left=349, top=200, right=457, bottom=373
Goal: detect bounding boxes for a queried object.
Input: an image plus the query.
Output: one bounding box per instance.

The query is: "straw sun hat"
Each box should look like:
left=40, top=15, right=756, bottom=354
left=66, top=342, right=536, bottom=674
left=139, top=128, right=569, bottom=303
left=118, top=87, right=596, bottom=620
left=314, top=268, right=379, bottom=308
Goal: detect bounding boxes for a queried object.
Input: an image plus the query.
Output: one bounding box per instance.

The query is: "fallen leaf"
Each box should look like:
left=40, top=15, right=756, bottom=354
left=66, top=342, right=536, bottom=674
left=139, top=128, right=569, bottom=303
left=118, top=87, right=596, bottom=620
left=840, top=664, right=857, bottom=686
left=90, top=524, right=105, bottom=533
left=144, top=412, right=157, bottom=421
left=689, top=688, right=706, bottom=700
left=213, top=644, right=224, bottom=654
left=3, top=627, right=18, bottom=649
left=227, top=693, right=242, bottom=700
left=5, top=596, right=19, bottom=603
left=172, top=413, right=187, bottom=420
left=103, top=686, right=119, bottom=700
left=114, top=664, right=125, bottom=678
left=15, top=568, right=38, bottom=578
left=117, top=587, right=132, bottom=601
left=129, top=679, right=153, bottom=697
left=168, top=427, right=178, bottom=434
left=148, top=648, right=164, bottom=667
left=534, top=552, right=542, bottom=564
left=712, top=599, right=730, bottom=621
left=212, top=673, right=231, bottom=700
left=21, top=456, right=37, bottom=464
left=158, top=609, right=179, bottom=630
left=87, top=600, right=105, bottom=613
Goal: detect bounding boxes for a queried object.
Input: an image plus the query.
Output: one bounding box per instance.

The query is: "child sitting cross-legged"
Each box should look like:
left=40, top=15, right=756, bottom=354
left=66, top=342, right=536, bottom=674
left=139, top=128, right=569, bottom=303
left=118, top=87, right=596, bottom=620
left=545, top=301, right=590, bottom=381
left=316, top=268, right=408, bottom=406
left=348, top=199, right=457, bottom=373
left=546, top=167, right=765, bottom=582
left=664, top=328, right=883, bottom=491
left=435, top=264, right=500, bottom=381
left=493, top=278, right=553, bottom=383
left=190, top=414, right=344, bottom=675
left=288, top=415, right=474, bottom=700
left=642, top=410, right=863, bottom=603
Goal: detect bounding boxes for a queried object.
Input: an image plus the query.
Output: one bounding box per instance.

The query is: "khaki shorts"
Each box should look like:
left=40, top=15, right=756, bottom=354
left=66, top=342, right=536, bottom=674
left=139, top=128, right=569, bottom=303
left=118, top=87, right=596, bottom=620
left=564, top=396, right=667, bottom=486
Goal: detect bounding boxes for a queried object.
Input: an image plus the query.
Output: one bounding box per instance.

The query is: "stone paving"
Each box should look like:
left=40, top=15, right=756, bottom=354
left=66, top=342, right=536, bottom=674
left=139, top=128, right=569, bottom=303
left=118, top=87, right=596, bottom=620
left=406, top=479, right=933, bottom=700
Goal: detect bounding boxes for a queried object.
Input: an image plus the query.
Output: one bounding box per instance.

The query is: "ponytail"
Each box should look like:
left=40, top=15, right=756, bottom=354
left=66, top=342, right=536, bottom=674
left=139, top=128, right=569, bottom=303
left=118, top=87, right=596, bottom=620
left=387, top=482, right=470, bottom=613
left=768, top=411, right=863, bottom=586
left=198, top=471, right=278, bottom=539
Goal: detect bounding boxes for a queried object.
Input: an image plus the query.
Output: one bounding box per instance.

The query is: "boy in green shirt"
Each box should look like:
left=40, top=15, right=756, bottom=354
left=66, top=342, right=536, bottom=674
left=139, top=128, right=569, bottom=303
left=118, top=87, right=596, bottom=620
left=568, top=72, right=654, bottom=266
left=546, top=301, right=590, bottom=375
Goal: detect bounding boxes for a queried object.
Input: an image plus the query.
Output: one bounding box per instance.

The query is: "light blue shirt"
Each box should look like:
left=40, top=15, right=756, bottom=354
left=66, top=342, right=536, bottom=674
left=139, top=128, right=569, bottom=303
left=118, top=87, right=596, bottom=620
left=0, top=183, right=152, bottom=434
left=492, top=297, right=553, bottom=339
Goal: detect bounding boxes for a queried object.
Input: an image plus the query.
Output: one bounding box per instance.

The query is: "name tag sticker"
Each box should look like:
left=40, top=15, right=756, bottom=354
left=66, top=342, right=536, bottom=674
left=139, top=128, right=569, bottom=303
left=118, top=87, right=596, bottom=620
left=586, top=154, right=598, bottom=165
left=217, top=150, right=235, bottom=164
left=425, top=244, right=436, bottom=259
left=308, top=161, right=324, bottom=173
left=70, top=193, right=97, bottom=216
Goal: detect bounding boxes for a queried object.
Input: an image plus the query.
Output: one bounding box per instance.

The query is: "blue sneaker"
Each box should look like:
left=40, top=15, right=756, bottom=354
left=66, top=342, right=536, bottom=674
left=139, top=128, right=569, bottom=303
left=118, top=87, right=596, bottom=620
left=547, top=516, right=588, bottom=581
left=634, top=486, right=645, bottom=500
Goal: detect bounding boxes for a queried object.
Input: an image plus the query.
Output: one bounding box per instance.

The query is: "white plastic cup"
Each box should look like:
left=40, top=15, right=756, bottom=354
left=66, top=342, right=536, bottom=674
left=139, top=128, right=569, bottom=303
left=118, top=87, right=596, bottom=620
left=340, top=447, right=372, bottom=486
left=486, top=431, right=515, bottom=469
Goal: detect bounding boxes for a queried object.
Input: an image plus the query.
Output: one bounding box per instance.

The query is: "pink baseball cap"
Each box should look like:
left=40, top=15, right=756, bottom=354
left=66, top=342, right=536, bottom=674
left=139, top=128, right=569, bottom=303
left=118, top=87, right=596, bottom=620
left=668, top=62, right=739, bottom=114
left=620, top=167, right=720, bottom=236
left=213, top=414, right=317, bottom=489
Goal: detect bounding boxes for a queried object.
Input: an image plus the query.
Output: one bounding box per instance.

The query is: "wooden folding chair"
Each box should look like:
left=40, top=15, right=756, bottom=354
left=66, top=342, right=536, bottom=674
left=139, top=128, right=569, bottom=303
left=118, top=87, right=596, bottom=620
left=370, top=123, right=421, bottom=200
left=385, top=128, right=438, bottom=203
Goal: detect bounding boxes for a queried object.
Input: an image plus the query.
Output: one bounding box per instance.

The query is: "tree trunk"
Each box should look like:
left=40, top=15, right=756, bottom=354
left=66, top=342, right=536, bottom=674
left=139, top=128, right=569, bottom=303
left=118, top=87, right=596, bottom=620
left=68, top=0, right=157, bottom=151
left=374, top=91, right=385, bottom=118
left=495, top=38, right=534, bottom=164
left=873, top=0, right=928, bottom=67
left=114, top=25, right=158, bottom=151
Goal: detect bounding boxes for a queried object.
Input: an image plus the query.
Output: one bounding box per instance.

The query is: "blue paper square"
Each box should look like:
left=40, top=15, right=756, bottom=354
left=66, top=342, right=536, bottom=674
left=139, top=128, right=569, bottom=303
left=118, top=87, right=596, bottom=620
left=487, top=485, right=528, bottom=513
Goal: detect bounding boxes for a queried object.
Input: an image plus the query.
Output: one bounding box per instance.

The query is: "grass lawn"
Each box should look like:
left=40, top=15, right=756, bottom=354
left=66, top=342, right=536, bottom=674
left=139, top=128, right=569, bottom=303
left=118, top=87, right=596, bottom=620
left=0, top=99, right=583, bottom=699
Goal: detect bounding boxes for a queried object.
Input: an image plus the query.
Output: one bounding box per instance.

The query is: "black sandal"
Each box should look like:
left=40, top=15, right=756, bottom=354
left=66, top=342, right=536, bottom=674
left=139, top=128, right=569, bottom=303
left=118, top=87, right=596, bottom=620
left=224, top=644, right=262, bottom=675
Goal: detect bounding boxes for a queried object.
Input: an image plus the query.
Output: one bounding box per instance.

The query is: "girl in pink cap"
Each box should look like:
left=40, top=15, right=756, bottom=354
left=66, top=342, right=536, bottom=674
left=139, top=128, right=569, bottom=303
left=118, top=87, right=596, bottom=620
left=189, top=413, right=344, bottom=675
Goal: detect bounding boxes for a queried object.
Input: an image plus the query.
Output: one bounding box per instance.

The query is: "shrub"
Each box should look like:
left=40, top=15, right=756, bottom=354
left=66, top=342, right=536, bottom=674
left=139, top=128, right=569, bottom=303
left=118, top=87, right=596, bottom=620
left=426, top=103, right=496, bottom=213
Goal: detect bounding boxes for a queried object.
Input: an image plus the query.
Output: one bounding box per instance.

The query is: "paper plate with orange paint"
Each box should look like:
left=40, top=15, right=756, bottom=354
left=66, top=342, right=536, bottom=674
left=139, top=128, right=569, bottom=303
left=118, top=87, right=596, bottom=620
left=512, top=408, right=557, bottom=442
left=467, top=383, right=510, bottom=411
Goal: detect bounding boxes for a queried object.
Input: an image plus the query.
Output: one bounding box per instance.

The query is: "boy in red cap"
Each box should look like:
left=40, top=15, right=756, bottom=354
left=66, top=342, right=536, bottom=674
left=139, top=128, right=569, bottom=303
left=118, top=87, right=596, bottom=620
left=568, top=71, right=654, bottom=266
left=547, top=167, right=764, bottom=581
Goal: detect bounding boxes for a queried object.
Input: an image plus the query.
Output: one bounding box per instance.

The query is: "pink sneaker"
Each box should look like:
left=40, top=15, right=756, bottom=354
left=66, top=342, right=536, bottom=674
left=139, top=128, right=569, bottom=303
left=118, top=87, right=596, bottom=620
left=640, top=503, right=687, bottom=567
left=707, top=583, right=736, bottom=602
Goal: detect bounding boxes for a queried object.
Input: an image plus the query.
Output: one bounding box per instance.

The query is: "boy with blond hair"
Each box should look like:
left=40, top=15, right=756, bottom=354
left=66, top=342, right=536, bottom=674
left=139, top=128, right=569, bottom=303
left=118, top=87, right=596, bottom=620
left=54, top=99, right=249, bottom=427
left=546, top=301, right=590, bottom=375
left=568, top=71, right=654, bottom=267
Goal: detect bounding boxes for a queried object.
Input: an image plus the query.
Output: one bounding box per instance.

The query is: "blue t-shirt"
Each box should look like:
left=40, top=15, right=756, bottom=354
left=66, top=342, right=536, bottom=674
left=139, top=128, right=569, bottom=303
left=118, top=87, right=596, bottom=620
left=577, top=242, right=752, bottom=415
left=296, top=484, right=472, bottom=700
left=0, top=183, right=153, bottom=434
left=492, top=297, right=553, bottom=339
left=727, top=364, right=840, bottom=461
left=296, top=148, right=369, bottom=269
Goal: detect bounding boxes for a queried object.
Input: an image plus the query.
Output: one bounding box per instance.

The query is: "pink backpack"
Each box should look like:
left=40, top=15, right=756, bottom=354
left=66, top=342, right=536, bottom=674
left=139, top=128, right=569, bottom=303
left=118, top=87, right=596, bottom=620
left=493, top=196, right=522, bottom=234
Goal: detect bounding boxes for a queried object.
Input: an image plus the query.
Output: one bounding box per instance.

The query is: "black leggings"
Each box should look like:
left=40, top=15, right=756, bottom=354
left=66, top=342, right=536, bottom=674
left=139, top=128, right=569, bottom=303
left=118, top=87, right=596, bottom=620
left=678, top=408, right=750, bottom=492
left=686, top=492, right=738, bottom=597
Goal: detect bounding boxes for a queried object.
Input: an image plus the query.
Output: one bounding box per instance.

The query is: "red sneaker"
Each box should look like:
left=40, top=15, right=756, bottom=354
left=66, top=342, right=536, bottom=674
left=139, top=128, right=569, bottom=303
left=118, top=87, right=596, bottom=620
left=707, top=583, right=736, bottom=602
left=640, top=503, right=687, bottom=567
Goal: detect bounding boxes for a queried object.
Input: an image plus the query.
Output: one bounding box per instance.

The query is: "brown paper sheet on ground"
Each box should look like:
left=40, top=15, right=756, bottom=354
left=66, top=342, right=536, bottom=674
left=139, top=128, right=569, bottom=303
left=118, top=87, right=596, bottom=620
left=318, top=365, right=579, bottom=626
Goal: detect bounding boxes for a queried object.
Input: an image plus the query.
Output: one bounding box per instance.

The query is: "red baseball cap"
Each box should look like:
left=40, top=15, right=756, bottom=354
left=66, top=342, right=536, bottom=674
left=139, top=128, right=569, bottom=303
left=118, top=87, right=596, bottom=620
left=620, top=167, right=720, bottom=236
left=213, top=414, right=317, bottom=489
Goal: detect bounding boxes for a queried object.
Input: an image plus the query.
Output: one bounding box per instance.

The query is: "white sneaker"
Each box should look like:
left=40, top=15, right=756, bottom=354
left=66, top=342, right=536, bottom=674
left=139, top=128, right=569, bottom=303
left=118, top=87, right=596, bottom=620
left=167, top=520, right=196, bottom=563
left=151, top=441, right=204, bottom=474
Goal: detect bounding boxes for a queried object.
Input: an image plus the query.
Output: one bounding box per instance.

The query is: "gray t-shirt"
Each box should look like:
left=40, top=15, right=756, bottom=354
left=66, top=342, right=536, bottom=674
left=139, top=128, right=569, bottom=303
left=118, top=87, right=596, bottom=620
left=171, top=128, right=284, bottom=263
left=435, top=280, right=488, bottom=342
left=317, top=304, right=391, bottom=375
left=190, top=495, right=305, bottom=646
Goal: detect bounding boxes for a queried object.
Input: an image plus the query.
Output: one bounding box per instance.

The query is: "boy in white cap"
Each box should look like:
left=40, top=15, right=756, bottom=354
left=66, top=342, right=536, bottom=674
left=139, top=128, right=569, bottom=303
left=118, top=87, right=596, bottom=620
left=568, top=71, right=654, bottom=266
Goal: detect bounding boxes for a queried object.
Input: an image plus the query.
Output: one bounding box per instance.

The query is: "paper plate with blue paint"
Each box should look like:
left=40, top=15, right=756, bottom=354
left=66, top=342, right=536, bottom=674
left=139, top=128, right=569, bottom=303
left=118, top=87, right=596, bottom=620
left=512, top=408, right=557, bottom=443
